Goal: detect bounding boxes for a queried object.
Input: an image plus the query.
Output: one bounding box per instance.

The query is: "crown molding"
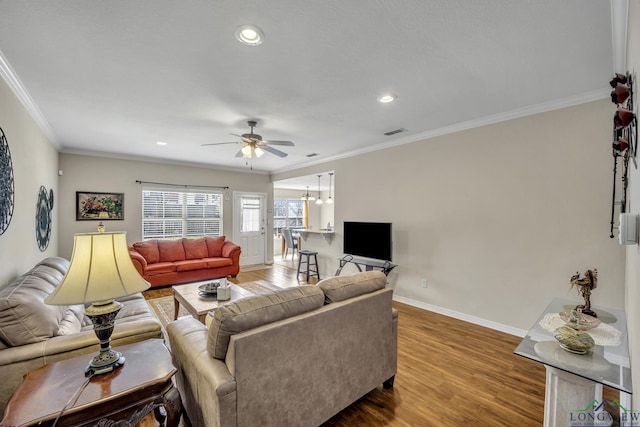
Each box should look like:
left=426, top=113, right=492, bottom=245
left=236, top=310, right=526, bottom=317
left=59, top=148, right=270, bottom=175
left=273, top=88, right=610, bottom=175
left=0, top=49, right=58, bottom=146
left=611, top=0, right=629, bottom=73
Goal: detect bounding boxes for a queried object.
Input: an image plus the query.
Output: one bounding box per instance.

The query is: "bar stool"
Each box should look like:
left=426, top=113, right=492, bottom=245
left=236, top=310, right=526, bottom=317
left=297, top=250, right=320, bottom=282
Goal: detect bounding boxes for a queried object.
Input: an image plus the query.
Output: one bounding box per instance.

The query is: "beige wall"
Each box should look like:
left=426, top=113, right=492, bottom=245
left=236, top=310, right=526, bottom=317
left=0, top=78, right=59, bottom=286
left=58, top=153, right=273, bottom=260
left=274, top=99, right=625, bottom=333
left=624, top=0, right=639, bottom=410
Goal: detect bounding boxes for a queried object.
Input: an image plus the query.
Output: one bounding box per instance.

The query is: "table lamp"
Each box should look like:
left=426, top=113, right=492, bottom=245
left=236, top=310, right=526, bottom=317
left=45, top=231, right=150, bottom=375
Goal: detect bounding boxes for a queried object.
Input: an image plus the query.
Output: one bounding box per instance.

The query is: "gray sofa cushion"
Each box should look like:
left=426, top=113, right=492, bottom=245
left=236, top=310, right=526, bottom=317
left=317, top=271, right=387, bottom=303
left=56, top=304, right=86, bottom=336
left=0, top=257, right=84, bottom=346
left=207, top=285, right=324, bottom=360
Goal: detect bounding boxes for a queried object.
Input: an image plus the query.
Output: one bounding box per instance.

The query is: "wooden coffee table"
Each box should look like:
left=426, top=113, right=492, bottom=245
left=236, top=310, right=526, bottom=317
left=0, top=339, right=181, bottom=427
left=173, top=280, right=283, bottom=323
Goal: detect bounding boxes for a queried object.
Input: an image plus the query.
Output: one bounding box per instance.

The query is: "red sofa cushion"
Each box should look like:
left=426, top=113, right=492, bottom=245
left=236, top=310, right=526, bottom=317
left=175, top=260, right=208, bottom=272
left=158, top=240, right=186, bottom=262
left=205, top=258, right=233, bottom=268
left=205, top=236, right=226, bottom=257
left=133, top=240, right=160, bottom=264
left=144, top=262, right=177, bottom=275
left=183, top=237, right=208, bottom=259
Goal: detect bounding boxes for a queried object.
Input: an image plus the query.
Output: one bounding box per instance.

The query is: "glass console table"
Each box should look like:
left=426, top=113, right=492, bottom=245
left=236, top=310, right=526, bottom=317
left=514, top=298, right=631, bottom=427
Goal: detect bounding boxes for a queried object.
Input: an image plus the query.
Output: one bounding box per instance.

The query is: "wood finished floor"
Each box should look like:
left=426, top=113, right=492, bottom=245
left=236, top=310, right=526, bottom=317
left=141, top=262, right=615, bottom=426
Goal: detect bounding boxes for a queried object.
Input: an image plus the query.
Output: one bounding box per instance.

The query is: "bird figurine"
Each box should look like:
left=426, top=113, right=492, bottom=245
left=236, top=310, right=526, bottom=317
left=569, top=269, right=598, bottom=318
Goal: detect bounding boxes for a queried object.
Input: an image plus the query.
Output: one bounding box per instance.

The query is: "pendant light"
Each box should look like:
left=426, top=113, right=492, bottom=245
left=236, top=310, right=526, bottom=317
left=316, top=175, right=324, bottom=205
left=301, top=186, right=315, bottom=201
left=326, top=172, right=334, bottom=204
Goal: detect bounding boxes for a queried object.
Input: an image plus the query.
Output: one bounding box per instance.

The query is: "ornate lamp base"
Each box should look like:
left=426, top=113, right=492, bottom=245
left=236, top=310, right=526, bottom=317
left=84, top=300, right=125, bottom=376
left=85, top=350, right=125, bottom=375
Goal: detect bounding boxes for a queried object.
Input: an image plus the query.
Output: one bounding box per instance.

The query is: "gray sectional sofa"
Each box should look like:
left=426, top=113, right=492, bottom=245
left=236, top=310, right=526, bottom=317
left=0, top=257, right=163, bottom=417
left=167, top=271, right=398, bottom=427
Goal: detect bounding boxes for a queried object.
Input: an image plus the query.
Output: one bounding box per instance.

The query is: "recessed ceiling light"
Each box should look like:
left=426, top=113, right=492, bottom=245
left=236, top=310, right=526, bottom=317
left=235, top=25, right=265, bottom=46
left=377, top=94, right=397, bottom=103
left=156, top=141, right=168, bottom=146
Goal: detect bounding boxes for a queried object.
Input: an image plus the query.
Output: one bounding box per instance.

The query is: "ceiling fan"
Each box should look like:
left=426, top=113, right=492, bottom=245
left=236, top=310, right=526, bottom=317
left=202, top=120, right=294, bottom=159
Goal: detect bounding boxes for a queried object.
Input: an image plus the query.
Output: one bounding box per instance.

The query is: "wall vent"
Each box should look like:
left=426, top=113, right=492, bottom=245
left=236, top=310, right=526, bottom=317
left=384, top=128, right=406, bottom=136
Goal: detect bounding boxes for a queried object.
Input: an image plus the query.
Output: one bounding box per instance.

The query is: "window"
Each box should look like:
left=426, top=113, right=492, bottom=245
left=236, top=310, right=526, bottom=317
left=142, top=190, right=222, bottom=240
left=241, top=196, right=261, bottom=232
left=273, top=198, right=304, bottom=235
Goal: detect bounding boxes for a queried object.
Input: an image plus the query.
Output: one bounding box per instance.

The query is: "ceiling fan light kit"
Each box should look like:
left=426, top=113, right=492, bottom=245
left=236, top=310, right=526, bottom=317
left=301, top=186, right=315, bottom=202
left=202, top=120, right=294, bottom=166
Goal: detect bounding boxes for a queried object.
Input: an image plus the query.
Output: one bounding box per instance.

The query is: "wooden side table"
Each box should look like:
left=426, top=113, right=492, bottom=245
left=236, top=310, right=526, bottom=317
left=0, top=339, right=182, bottom=427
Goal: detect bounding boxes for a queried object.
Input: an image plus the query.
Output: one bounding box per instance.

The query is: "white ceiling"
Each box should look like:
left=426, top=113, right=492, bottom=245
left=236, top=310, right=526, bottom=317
left=0, top=1, right=624, bottom=178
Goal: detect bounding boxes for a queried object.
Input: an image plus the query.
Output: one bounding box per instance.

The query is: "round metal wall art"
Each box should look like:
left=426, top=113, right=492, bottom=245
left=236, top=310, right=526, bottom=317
left=0, top=126, right=15, bottom=236
left=36, top=186, right=52, bottom=251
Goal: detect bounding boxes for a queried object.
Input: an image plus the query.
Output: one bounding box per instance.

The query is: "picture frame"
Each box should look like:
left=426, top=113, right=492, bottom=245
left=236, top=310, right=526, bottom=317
left=76, top=191, right=124, bottom=221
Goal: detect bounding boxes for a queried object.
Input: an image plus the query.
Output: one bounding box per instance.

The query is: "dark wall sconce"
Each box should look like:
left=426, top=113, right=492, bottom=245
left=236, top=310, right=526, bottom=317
left=609, top=72, right=637, bottom=239
left=610, top=73, right=628, bottom=87
left=611, top=84, right=630, bottom=105
left=614, top=108, right=636, bottom=129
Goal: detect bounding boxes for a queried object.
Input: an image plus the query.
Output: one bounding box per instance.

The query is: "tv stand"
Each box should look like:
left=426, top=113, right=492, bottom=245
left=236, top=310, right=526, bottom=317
left=335, top=255, right=396, bottom=277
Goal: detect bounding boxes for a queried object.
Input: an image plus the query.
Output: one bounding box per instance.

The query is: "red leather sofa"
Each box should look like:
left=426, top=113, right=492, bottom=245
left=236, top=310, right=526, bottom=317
left=128, top=236, right=241, bottom=287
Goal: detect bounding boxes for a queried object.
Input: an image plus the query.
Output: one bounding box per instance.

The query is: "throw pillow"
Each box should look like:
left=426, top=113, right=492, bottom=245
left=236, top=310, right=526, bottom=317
left=182, top=237, right=208, bottom=259
left=56, top=304, right=85, bottom=336
left=317, top=271, right=387, bottom=303
left=158, top=239, right=186, bottom=262
left=205, top=236, right=226, bottom=257
left=0, top=265, right=71, bottom=345
left=133, top=240, right=160, bottom=264
left=207, top=285, right=324, bottom=360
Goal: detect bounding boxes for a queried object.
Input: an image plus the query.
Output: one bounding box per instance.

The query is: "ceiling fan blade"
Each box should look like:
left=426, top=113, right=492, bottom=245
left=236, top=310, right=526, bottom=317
left=229, top=133, right=243, bottom=138
left=261, top=145, right=288, bottom=158
left=201, top=142, right=239, bottom=146
left=263, top=140, right=294, bottom=146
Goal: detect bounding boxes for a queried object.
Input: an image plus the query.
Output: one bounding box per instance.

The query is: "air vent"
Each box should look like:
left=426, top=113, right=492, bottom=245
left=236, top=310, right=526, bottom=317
left=306, top=153, right=319, bottom=157
left=384, top=128, right=406, bottom=136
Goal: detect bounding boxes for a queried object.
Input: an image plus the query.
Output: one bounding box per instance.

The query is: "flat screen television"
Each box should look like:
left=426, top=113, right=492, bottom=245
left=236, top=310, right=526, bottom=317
left=343, top=221, right=392, bottom=262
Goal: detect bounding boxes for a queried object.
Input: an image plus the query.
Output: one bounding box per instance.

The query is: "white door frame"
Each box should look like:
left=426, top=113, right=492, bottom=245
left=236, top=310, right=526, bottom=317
left=232, top=191, right=267, bottom=266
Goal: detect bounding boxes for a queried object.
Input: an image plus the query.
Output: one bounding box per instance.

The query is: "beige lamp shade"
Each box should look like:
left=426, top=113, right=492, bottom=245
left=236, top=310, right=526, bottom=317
left=46, top=232, right=150, bottom=305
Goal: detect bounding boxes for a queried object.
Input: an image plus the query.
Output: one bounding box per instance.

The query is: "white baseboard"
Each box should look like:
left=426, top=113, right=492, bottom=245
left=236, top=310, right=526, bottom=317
left=392, top=295, right=528, bottom=338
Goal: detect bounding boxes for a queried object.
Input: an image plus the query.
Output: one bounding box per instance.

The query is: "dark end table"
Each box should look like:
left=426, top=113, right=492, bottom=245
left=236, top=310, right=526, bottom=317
left=0, top=339, right=182, bottom=427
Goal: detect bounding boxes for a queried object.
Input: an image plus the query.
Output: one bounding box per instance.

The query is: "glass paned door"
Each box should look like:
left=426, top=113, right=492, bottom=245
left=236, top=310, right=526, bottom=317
left=233, top=192, right=266, bottom=266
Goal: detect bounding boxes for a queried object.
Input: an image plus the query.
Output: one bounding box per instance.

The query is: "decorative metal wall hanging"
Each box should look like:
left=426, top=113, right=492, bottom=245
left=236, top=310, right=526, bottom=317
left=0, top=126, right=15, bottom=236
left=609, top=72, right=637, bottom=238
left=36, top=186, right=53, bottom=251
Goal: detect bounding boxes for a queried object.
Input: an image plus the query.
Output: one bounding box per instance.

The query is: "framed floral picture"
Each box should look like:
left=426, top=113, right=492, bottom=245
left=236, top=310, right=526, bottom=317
left=76, top=191, right=124, bottom=221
